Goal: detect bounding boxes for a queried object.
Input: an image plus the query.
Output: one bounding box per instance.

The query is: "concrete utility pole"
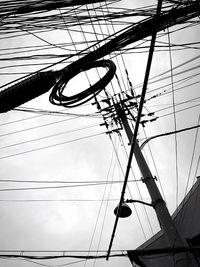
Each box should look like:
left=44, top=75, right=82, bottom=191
left=116, top=103, right=193, bottom=267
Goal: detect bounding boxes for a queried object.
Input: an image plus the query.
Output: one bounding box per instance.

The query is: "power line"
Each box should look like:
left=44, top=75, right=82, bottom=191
left=134, top=54, right=200, bottom=92
left=140, top=123, right=200, bottom=149
left=0, top=199, right=120, bottom=202
left=0, top=132, right=106, bottom=160
left=1, top=246, right=200, bottom=260
left=158, top=102, right=200, bottom=119
left=0, top=124, right=99, bottom=150
left=0, top=178, right=140, bottom=184
left=0, top=116, right=82, bottom=138
left=118, top=133, right=153, bottom=238
left=167, top=28, right=179, bottom=208
left=107, top=0, right=164, bottom=258
left=0, top=252, right=126, bottom=260
left=0, top=180, right=140, bottom=192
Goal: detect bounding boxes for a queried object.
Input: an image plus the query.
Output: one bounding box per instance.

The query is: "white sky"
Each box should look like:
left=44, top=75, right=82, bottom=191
left=0, top=0, right=200, bottom=266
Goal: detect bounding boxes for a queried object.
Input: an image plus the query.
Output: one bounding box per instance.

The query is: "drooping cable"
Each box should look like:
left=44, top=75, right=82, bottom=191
left=49, top=59, right=116, bottom=108
left=184, top=115, right=200, bottom=196
left=140, top=123, right=200, bottom=149
left=118, top=132, right=152, bottom=238
left=107, top=0, right=164, bottom=259
left=0, top=132, right=106, bottom=161
left=84, top=134, right=118, bottom=267
left=0, top=124, right=99, bottom=151
left=108, top=130, right=148, bottom=239
left=167, top=29, right=179, bottom=208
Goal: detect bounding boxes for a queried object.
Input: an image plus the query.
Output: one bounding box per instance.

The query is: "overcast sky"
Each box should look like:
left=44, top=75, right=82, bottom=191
left=0, top=0, right=199, bottom=267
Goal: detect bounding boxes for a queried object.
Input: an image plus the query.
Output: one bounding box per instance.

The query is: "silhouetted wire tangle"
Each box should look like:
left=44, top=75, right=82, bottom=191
left=0, top=2, right=198, bottom=94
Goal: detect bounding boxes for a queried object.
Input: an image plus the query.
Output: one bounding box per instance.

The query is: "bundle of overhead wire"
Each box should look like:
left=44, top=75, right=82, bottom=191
left=0, top=71, right=58, bottom=113
left=49, top=59, right=116, bottom=108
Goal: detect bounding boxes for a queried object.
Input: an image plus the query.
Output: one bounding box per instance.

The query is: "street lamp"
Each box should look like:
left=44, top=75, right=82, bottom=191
left=114, top=199, right=153, bottom=218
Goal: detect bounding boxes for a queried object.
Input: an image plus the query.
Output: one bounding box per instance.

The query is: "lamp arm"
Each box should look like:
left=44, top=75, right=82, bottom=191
left=125, top=199, right=153, bottom=207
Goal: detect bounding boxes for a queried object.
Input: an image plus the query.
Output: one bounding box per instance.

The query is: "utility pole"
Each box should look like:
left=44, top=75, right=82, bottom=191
left=115, top=102, right=193, bottom=267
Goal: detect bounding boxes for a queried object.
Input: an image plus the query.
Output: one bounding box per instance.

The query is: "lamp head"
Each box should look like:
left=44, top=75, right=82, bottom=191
left=114, top=202, right=132, bottom=218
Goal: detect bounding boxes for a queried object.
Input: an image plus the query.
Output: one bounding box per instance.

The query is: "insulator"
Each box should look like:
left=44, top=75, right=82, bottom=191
left=150, top=117, right=158, bottom=122
left=0, top=71, right=57, bottom=113
left=125, top=93, right=133, bottom=100
left=148, top=112, right=155, bottom=116
left=102, top=98, right=111, bottom=106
